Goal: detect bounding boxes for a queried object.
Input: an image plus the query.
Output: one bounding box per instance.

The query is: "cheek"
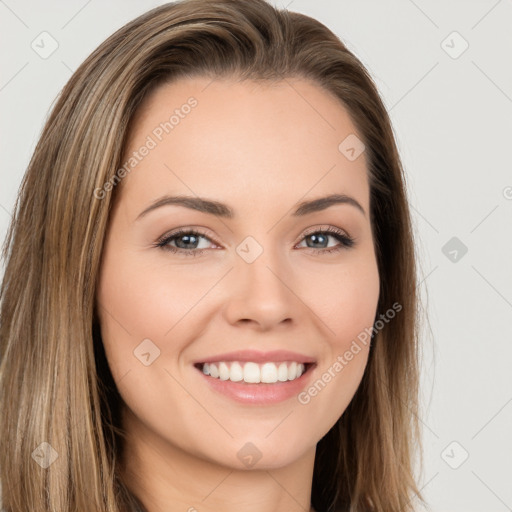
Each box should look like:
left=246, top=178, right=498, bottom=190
left=95, top=249, right=166, bottom=376
left=297, top=254, right=379, bottom=417
left=95, top=246, right=221, bottom=386
left=97, top=252, right=197, bottom=339
left=307, top=254, right=380, bottom=345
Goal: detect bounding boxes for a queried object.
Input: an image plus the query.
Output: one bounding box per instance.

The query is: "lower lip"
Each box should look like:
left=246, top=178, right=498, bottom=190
left=195, top=364, right=316, bottom=405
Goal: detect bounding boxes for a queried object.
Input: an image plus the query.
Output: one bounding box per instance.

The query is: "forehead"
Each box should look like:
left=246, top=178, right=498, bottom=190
left=118, top=76, right=369, bottom=217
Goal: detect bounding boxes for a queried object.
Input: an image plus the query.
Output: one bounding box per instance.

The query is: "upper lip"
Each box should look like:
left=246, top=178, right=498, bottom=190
left=194, top=349, right=316, bottom=365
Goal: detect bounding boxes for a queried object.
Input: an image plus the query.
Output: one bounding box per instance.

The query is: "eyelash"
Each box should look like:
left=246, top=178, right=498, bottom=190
left=154, top=226, right=355, bottom=258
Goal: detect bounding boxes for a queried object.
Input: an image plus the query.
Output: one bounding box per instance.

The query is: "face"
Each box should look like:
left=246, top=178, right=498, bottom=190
left=96, top=76, right=380, bottom=472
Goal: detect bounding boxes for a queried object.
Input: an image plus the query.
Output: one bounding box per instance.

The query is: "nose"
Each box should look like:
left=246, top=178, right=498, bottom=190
left=222, top=249, right=299, bottom=331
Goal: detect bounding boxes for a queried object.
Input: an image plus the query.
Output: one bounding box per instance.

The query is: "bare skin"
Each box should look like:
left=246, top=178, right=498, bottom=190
left=96, top=76, right=380, bottom=512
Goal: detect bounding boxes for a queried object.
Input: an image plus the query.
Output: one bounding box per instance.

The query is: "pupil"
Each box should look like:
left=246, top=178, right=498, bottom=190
left=309, top=234, right=326, bottom=248
left=178, top=234, right=197, bottom=249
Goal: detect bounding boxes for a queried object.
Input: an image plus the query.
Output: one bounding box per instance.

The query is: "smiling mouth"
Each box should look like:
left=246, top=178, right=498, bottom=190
left=194, top=361, right=316, bottom=384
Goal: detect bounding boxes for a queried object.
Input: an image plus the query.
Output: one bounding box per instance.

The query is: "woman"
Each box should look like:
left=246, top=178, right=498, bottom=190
left=0, top=0, right=424, bottom=511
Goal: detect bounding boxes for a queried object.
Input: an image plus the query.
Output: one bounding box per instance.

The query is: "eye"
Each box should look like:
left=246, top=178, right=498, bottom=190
left=296, top=225, right=355, bottom=255
left=154, top=225, right=355, bottom=257
left=154, top=228, right=217, bottom=257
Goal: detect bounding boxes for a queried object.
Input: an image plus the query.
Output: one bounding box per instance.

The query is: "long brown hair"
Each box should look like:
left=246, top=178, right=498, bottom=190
left=0, top=1, right=424, bottom=510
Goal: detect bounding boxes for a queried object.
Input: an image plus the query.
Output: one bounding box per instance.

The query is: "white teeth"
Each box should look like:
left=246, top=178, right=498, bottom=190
left=209, top=363, right=219, bottom=378
left=243, top=362, right=260, bottom=383
left=218, top=362, right=230, bottom=380
left=277, top=362, right=288, bottom=382
left=229, top=362, right=244, bottom=382
left=261, top=362, right=278, bottom=383
left=200, top=361, right=307, bottom=383
left=288, top=361, right=298, bottom=380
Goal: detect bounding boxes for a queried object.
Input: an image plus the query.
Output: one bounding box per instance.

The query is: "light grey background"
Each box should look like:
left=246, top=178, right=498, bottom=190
left=1, top=1, right=511, bottom=511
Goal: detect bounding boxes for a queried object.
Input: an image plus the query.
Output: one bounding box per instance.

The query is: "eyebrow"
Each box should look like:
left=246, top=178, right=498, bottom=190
left=135, top=193, right=366, bottom=221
